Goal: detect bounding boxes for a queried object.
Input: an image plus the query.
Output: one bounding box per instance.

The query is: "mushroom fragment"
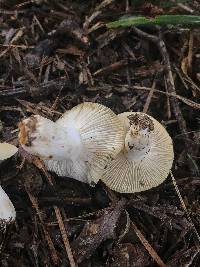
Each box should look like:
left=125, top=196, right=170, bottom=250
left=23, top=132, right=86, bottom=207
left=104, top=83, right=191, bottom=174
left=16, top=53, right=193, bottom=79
left=0, top=186, right=16, bottom=226
left=19, top=102, right=125, bottom=184
left=101, top=112, right=174, bottom=193
left=0, top=143, right=18, bottom=161
left=0, top=143, right=17, bottom=225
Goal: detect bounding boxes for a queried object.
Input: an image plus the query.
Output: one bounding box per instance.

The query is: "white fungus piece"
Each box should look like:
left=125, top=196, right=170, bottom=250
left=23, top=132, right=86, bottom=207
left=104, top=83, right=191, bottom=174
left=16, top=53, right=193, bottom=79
left=0, top=143, right=18, bottom=161
left=0, top=143, right=17, bottom=225
left=19, top=102, right=125, bottom=184
left=0, top=185, right=16, bottom=225
left=101, top=112, right=174, bottom=193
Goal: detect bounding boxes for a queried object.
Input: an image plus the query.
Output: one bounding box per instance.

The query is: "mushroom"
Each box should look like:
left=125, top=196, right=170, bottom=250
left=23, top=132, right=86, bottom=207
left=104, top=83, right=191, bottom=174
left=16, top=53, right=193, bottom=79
left=101, top=112, right=174, bottom=193
left=0, top=143, right=18, bottom=161
left=0, top=186, right=16, bottom=226
left=0, top=143, right=17, bottom=225
left=18, top=102, right=125, bottom=184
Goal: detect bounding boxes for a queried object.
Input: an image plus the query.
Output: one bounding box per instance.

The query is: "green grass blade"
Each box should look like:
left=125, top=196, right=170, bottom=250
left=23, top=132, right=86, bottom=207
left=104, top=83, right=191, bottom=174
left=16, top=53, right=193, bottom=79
left=107, top=15, right=200, bottom=28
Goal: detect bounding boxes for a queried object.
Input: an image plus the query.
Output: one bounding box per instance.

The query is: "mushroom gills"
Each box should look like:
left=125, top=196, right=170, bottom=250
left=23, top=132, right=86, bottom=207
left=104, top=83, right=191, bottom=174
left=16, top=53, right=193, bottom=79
left=101, top=112, right=174, bottom=193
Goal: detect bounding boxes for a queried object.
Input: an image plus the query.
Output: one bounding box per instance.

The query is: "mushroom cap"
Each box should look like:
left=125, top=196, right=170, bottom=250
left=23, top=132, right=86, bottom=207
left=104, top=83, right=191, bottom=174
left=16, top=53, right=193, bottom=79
left=28, top=102, right=125, bottom=184
left=101, top=112, right=174, bottom=193
left=0, top=143, right=18, bottom=161
left=0, top=186, right=16, bottom=224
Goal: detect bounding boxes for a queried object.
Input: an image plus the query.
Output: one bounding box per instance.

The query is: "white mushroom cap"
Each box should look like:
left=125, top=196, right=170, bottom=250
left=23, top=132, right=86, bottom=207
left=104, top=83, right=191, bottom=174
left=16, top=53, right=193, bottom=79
left=101, top=112, right=174, bottom=193
left=0, top=143, right=18, bottom=161
left=19, top=102, right=125, bottom=184
left=0, top=186, right=16, bottom=225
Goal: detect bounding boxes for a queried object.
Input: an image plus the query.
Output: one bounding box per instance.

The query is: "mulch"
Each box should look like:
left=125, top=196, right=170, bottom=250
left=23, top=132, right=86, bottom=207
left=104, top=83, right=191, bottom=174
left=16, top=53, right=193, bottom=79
left=0, top=1, right=200, bottom=266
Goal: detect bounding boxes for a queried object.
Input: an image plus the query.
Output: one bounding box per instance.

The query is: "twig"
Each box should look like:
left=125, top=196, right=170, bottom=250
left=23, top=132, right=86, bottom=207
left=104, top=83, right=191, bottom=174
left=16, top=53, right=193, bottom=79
left=34, top=158, right=76, bottom=267
left=0, top=9, right=26, bottom=15
left=93, top=59, right=128, bottom=77
left=50, top=87, right=63, bottom=112
left=40, top=196, right=92, bottom=206
left=132, top=27, right=198, bottom=173
left=157, top=33, right=198, bottom=174
left=132, top=27, right=157, bottom=43
left=0, top=44, right=34, bottom=49
left=127, top=200, right=186, bottom=230
left=47, top=209, right=106, bottom=226
left=188, top=31, right=194, bottom=72
left=130, top=220, right=167, bottom=267
left=132, top=27, right=188, bottom=134
left=25, top=186, right=59, bottom=265
left=84, top=0, right=115, bottom=30
left=165, top=78, right=171, bottom=119
left=157, top=34, right=189, bottom=141
left=132, top=85, right=200, bottom=110
left=177, top=3, right=194, bottom=14
left=170, top=171, right=200, bottom=245
left=0, top=78, right=70, bottom=99
left=143, top=80, right=156, bottom=113
left=54, top=206, right=76, bottom=267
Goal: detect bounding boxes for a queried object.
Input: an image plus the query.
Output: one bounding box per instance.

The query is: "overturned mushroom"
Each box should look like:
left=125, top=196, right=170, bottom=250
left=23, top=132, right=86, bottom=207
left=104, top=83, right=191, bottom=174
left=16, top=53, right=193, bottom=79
left=19, top=102, right=125, bottom=184
left=101, top=112, right=174, bottom=193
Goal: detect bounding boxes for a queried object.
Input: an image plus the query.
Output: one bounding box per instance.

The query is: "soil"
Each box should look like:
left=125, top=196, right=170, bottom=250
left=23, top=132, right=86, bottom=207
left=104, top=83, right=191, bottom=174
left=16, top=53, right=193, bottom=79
left=0, top=1, right=200, bottom=266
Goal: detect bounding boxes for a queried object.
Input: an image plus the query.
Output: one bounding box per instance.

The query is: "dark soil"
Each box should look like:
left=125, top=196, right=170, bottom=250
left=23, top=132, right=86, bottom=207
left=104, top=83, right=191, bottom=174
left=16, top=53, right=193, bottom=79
left=0, top=1, right=200, bottom=266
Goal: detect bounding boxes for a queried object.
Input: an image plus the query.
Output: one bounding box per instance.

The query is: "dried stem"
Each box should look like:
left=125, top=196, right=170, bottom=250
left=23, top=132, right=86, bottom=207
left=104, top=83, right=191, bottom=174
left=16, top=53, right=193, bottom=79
left=33, top=158, right=76, bottom=267
left=130, top=221, right=167, bottom=267
left=25, top=186, right=59, bottom=265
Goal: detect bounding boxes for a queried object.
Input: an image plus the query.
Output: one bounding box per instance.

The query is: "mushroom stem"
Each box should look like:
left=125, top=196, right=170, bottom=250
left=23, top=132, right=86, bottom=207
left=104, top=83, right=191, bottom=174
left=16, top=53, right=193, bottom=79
left=125, top=127, right=150, bottom=154
left=19, top=115, right=85, bottom=161
left=123, top=113, right=154, bottom=162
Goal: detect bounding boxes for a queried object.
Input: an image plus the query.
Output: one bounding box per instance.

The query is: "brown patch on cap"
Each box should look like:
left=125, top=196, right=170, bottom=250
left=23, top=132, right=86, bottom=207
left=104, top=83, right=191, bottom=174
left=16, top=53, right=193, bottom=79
left=127, top=114, right=154, bottom=132
left=18, top=121, right=27, bottom=145
left=18, top=116, right=37, bottom=146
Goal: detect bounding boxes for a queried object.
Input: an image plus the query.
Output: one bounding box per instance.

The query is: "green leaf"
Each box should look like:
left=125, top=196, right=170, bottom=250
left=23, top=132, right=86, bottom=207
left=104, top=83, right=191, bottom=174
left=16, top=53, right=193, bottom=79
left=107, top=15, right=200, bottom=28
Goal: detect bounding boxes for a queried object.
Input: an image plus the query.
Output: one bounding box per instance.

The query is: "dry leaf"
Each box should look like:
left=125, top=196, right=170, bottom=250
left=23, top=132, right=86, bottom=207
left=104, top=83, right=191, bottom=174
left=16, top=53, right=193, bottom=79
left=72, top=199, right=126, bottom=263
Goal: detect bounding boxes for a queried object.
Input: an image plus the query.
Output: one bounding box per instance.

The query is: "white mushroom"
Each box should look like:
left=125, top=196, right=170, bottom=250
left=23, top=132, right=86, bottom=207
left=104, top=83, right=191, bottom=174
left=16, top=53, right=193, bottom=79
left=0, top=143, right=17, bottom=225
left=19, top=102, right=125, bottom=184
left=101, top=112, right=174, bottom=193
left=0, top=186, right=16, bottom=226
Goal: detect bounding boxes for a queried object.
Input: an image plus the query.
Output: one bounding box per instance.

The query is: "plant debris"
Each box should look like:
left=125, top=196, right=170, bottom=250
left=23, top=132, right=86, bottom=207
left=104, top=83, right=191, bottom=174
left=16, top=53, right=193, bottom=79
left=0, top=0, right=200, bottom=266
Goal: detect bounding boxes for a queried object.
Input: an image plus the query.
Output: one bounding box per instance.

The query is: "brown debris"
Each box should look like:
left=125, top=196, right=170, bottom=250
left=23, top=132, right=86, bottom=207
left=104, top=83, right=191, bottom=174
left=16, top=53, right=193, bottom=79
left=128, top=113, right=154, bottom=131
left=0, top=1, right=200, bottom=266
left=93, top=59, right=128, bottom=77
left=130, top=221, right=167, bottom=267
left=72, top=199, right=126, bottom=263
left=110, top=243, right=150, bottom=267
left=25, top=185, right=59, bottom=265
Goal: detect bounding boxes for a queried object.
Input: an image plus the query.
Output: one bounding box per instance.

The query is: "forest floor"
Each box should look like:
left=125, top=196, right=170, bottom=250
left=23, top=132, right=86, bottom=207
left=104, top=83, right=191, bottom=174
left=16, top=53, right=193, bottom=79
left=0, top=1, right=200, bottom=266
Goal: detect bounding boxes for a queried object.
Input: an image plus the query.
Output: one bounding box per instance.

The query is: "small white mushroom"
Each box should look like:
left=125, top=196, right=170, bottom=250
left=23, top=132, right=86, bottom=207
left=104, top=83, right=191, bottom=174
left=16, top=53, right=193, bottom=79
left=0, top=186, right=16, bottom=226
left=101, top=112, right=174, bottom=193
left=0, top=143, right=17, bottom=225
left=19, top=102, right=125, bottom=184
